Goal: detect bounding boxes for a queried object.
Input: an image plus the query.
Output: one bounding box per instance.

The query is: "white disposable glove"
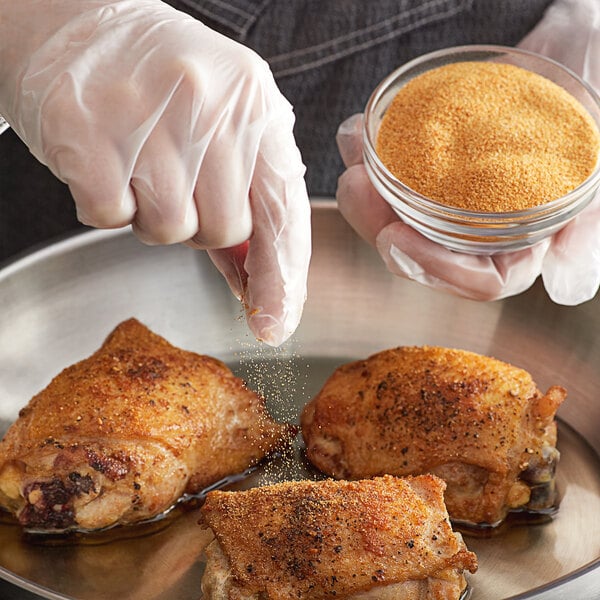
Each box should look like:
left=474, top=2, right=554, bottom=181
left=0, top=0, right=311, bottom=346
left=336, top=0, right=600, bottom=304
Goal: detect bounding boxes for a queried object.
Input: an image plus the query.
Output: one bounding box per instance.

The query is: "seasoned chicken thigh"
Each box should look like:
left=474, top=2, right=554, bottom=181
left=0, top=318, right=291, bottom=532
left=301, top=346, right=566, bottom=527
left=200, top=474, right=477, bottom=600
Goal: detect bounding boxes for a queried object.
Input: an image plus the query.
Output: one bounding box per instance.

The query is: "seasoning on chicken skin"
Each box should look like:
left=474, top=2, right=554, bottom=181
left=0, top=318, right=292, bottom=532
left=301, top=346, right=566, bottom=527
left=200, top=474, right=477, bottom=599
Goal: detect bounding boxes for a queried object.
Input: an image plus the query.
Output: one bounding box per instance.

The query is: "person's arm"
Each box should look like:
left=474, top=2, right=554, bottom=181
left=335, top=0, right=600, bottom=304
left=0, top=0, right=311, bottom=346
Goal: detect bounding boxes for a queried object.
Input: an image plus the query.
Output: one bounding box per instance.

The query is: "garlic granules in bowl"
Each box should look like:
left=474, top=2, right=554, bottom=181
left=376, top=61, right=600, bottom=213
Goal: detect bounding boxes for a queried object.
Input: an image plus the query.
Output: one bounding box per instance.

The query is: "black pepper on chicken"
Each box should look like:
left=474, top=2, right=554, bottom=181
left=0, top=318, right=292, bottom=532
left=301, top=345, right=565, bottom=527
left=200, top=474, right=477, bottom=599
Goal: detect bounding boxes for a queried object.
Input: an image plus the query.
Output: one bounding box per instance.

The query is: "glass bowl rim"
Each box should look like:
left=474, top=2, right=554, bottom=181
left=362, top=43, right=600, bottom=222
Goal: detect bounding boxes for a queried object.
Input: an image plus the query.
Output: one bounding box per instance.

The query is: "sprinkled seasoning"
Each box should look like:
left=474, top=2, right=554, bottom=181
left=376, top=61, right=600, bottom=213
left=232, top=324, right=309, bottom=484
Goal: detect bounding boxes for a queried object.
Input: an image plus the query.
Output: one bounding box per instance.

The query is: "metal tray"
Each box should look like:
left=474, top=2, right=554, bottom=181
left=1, top=200, right=599, bottom=600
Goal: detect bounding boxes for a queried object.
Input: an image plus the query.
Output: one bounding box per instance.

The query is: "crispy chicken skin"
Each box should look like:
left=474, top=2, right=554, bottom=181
left=0, top=318, right=291, bottom=532
left=301, top=346, right=566, bottom=526
left=200, top=474, right=477, bottom=600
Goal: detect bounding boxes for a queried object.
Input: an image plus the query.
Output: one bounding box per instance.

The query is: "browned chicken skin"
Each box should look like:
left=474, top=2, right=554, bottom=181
left=301, top=346, right=566, bottom=527
left=0, top=318, right=291, bottom=532
left=200, top=474, right=477, bottom=600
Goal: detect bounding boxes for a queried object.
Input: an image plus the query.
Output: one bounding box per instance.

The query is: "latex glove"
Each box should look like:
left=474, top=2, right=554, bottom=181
left=518, top=0, right=600, bottom=91
left=336, top=0, right=600, bottom=304
left=0, top=0, right=311, bottom=346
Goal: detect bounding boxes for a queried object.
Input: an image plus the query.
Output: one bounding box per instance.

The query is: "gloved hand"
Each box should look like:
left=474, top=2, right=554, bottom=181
left=0, top=0, right=311, bottom=346
left=336, top=0, right=600, bottom=304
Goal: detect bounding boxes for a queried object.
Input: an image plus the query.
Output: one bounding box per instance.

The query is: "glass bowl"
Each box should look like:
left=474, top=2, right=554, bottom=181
left=363, top=45, right=600, bottom=255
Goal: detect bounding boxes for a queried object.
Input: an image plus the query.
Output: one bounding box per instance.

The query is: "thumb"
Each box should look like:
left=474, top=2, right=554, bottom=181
left=542, top=195, right=600, bottom=304
left=336, top=113, right=365, bottom=168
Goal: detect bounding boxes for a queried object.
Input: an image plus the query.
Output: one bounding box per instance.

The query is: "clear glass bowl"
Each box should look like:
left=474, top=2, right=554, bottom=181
left=363, top=45, right=600, bottom=255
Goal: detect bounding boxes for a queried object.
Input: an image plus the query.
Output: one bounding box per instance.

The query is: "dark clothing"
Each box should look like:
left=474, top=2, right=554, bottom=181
left=0, top=129, right=83, bottom=265
left=172, top=0, right=554, bottom=196
left=0, top=0, right=554, bottom=262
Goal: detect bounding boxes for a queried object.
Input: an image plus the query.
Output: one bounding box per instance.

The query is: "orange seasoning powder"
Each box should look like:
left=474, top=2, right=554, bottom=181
left=376, top=61, right=600, bottom=213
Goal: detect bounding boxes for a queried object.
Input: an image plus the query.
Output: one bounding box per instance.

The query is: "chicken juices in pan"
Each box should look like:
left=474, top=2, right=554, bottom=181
left=0, top=318, right=292, bottom=533
left=301, top=346, right=566, bottom=527
left=200, top=474, right=477, bottom=600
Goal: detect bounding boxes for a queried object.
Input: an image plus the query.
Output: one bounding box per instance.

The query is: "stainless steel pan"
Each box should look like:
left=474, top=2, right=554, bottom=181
left=1, top=200, right=599, bottom=599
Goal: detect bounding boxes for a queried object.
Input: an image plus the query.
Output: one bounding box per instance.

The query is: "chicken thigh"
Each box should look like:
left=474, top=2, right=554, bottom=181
left=0, top=318, right=291, bottom=532
left=200, top=474, right=477, bottom=600
left=301, top=346, right=566, bottom=527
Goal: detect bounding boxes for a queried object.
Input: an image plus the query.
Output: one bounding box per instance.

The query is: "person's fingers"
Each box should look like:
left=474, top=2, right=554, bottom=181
left=376, top=221, right=550, bottom=300
left=130, top=115, right=199, bottom=245
left=542, top=194, right=600, bottom=304
left=336, top=113, right=365, bottom=168
left=40, top=76, right=139, bottom=229
left=335, top=115, right=555, bottom=303
left=242, top=108, right=311, bottom=346
left=207, top=242, right=249, bottom=301
left=190, top=55, right=274, bottom=249
left=336, top=164, right=398, bottom=245
left=68, top=156, right=138, bottom=230
left=190, top=121, right=254, bottom=249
